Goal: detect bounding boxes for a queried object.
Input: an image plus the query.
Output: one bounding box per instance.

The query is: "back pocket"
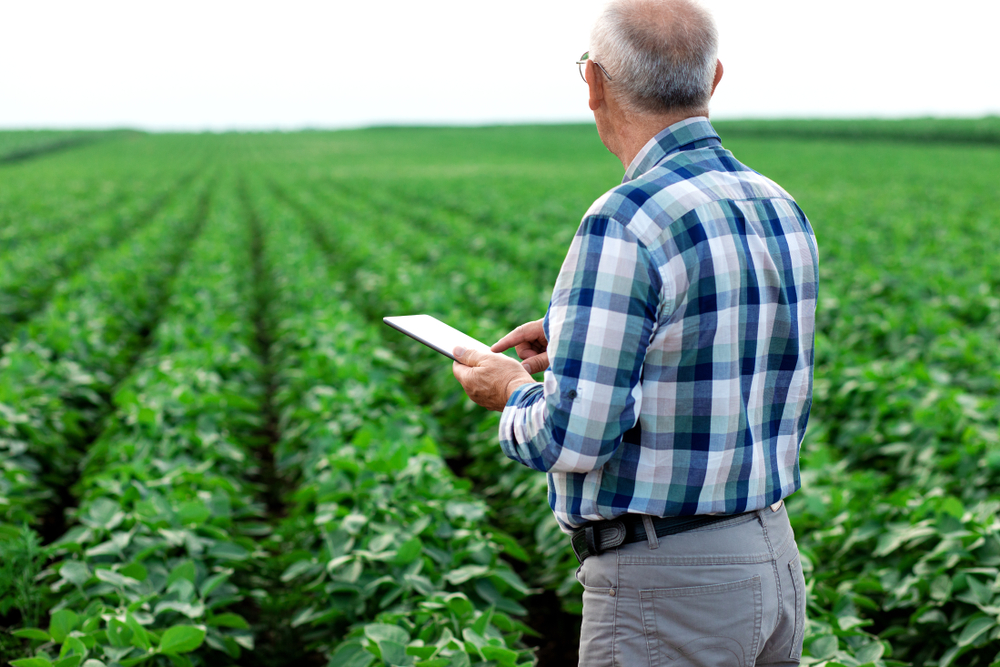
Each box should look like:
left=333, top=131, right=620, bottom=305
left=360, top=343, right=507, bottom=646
left=640, top=575, right=762, bottom=667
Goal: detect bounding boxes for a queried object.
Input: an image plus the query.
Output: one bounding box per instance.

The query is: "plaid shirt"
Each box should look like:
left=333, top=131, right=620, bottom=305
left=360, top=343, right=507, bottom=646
left=499, top=117, right=818, bottom=532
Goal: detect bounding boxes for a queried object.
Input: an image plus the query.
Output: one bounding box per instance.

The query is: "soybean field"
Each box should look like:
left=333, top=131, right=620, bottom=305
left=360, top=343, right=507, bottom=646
left=1, top=119, right=999, bottom=667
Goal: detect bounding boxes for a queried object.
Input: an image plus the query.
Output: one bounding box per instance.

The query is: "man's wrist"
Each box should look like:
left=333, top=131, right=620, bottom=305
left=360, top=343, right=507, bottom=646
left=504, top=377, right=534, bottom=406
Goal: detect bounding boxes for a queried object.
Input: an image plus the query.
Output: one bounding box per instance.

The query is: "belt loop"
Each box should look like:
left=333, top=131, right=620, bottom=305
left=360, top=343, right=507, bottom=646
left=584, top=525, right=599, bottom=557
left=641, top=515, right=659, bottom=550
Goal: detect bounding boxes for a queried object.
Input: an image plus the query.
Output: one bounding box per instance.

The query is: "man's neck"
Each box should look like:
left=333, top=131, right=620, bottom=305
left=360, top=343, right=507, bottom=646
left=611, top=108, right=708, bottom=171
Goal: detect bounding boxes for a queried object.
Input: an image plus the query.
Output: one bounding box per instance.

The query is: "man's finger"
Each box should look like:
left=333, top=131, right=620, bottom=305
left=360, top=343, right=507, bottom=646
left=492, top=325, right=527, bottom=353
left=517, top=347, right=542, bottom=361
left=452, top=359, right=471, bottom=383
left=522, top=352, right=549, bottom=375
left=453, top=346, right=484, bottom=367
left=493, top=320, right=545, bottom=353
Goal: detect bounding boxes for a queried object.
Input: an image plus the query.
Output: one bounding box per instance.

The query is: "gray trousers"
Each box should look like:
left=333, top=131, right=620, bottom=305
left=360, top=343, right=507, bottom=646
left=575, top=501, right=805, bottom=667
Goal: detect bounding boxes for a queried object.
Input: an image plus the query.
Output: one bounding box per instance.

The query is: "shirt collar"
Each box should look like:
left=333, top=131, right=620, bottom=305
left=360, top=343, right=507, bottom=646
left=622, top=116, right=721, bottom=183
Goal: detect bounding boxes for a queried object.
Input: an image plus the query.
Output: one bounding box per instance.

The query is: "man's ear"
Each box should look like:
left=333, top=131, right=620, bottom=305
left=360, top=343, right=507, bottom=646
left=711, top=59, right=724, bottom=96
left=588, top=60, right=604, bottom=111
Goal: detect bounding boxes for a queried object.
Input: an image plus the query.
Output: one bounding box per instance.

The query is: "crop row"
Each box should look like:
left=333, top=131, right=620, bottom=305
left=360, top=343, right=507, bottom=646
left=0, top=173, right=196, bottom=348
left=0, top=179, right=208, bottom=541
left=11, top=179, right=263, bottom=666
left=246, top=181, right=537, bottom=666
left=1, top=180, right=126, bottom=253
left=266, top=177, right=572, bottom=593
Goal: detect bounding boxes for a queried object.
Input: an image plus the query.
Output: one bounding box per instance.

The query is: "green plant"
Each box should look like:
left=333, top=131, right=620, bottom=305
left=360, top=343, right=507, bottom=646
left=0, top=526, right=47, bottom=628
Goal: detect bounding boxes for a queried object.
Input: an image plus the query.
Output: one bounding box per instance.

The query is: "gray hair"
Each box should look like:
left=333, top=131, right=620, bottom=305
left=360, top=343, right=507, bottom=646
left=591, top=0, right=719, bottom=115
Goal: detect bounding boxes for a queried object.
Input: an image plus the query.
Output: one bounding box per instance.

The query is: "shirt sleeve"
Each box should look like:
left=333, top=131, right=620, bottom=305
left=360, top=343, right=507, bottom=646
left=498, top=213, right=661, bottom=473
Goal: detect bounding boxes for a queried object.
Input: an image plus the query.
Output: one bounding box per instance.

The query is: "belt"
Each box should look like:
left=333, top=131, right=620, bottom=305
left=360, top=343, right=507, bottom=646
left=570, top=500, right=783, bottom=564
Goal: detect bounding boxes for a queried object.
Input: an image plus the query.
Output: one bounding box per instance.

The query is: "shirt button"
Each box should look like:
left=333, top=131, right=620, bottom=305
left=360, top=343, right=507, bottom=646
left=567, top=390, right=577, bottom=399
left=609, top=589, right=616, bottom=597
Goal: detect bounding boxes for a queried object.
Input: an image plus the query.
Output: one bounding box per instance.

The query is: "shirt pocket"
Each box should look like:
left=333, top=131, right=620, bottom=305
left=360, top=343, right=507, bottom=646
left=640, top=575, right=762, bottom=667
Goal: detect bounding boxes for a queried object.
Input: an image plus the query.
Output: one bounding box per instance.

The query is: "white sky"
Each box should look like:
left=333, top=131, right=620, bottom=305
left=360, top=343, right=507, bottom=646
left=1, top=0, right=997, bottom=131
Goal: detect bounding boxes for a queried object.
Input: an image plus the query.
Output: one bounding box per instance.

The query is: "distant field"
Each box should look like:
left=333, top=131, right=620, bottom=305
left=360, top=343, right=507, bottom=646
left=0, top=130, right=135, bottom=164
left=715, top=116, right=1000, bottom=144
left=1, top=120, right=998, bottom=667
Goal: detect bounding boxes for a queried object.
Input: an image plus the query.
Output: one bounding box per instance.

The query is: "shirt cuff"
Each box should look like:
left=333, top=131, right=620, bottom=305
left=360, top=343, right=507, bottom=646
left=498, top=381, right=545, bottom=464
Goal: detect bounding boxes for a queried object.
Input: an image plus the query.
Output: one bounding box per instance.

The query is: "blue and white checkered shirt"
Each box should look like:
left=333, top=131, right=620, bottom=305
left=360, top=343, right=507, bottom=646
left=499, top=117, right=818, bottom=532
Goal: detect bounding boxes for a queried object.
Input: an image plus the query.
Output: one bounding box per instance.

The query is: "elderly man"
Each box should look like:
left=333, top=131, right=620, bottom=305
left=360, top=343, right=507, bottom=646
left=452, top=0, right=816, bottom=664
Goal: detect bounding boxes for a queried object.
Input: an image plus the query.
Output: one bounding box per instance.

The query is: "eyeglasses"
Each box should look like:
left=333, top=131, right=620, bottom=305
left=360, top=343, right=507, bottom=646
left=576, top=51, right=613, bottom=83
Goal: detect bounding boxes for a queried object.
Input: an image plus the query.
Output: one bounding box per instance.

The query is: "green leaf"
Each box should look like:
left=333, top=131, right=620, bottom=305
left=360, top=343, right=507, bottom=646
left=49, top=608, right=80, bottom=643
left=207, top=613, right=249, bottom=629
left=83, top=497, right=126, bottom=530
left=490, top=531, right=529, bottom=562
left=365, top=624, right=413, bottom=666
left=59, top=636, right=87, bottom=658
left=81, top=661, right=107, bottom=667
left=137, top=407, right=158, bottom=426
left=393, top=537, right=423, bottom=565
left=53, top=656, right=82, bottom=667
left=95, top=569, right=140, bottom=589
left=199, top=571, right=231, bottom=598
left=444, top=564, right=490, bottom=585
left=968, top=576, right=993, bottom=605
left=127, top=612, right=152, bottom=650
left=480, top=646, right=519, bottom=667
left=167, top=561, right=197, bottom=587
left=120, top=562, right=148, bottom=583
left=84, top=532, right=130, bottom=557
left=329, top=641, right=375, bottom=667
left=158, top=625, right=206, bottom=655
left=462, top=628, right=488, bottom=655
left=379, top=642, right=413, bottom=666
left=153, top=600, right=205, bottom=619
left=11, top=659, right=54, bottom=667
left=854, top=642, right=885, bottom=663
left=445, top=652, right=470, bottom=667
left=177, top=501, right=210, bottom=525
left=364, top=623, right=409, bottom=645
left=290, top=606, right=318, bottom=628
left=13, top=628, right=52, bottom=641
left=471, top=607, right=494, bottom=636
left=407, top=646, right=436, bottom=659
left=107, top=618, right=132, bottom=648
left=958, top=616, right=996, bottom=646
left=444, top=593, right=474, bottom=619
left=445, top=500, right=485, bottom=523
left=167, top=578, right=196, bottom=601
left=809, top=634, right=838, bottom=659
left=280, top=559, right=317, bottom=582
left=930, top=575, right=951, bottom=601
left=119, top=656, right=155, bottom=667
left=207, top=541, right=248, bottom=561
left=60, top=561, right=92, bottom=587
left=475, top=579, right=526, bottom=616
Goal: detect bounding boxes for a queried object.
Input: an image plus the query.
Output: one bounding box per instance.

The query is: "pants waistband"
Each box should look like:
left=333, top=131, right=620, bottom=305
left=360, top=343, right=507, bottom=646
left=570, top=500, right=784, bottom=564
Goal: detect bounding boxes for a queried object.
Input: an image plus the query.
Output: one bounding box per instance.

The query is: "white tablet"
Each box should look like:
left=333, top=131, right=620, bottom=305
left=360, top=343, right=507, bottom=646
left=383, top=315, right=493, bottom=363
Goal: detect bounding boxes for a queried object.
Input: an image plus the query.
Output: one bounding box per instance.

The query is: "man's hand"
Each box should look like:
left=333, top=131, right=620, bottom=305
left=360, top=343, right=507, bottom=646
left=452, top=347, right=535, bottom=412
left=492, top=319, right=549, bottom=374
